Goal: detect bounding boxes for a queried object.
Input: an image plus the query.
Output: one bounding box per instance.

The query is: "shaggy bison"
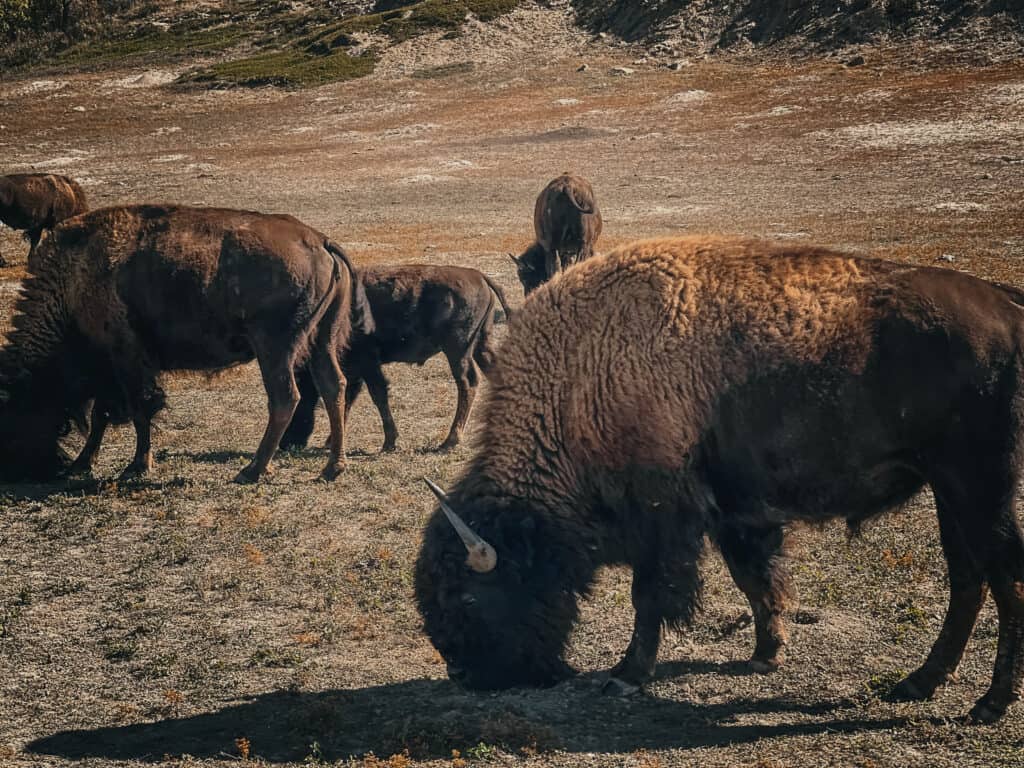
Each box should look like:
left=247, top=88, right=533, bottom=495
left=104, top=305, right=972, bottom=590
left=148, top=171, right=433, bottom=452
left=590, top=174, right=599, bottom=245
left=0, top=173, right=88, bottom=267
left=510, top=173, right=602, bottom=295
left=0, top=204, right=370, bottom=483
left=416, top=235, right=1024, bottom=723
left=280, top=264, right=512, bottom=453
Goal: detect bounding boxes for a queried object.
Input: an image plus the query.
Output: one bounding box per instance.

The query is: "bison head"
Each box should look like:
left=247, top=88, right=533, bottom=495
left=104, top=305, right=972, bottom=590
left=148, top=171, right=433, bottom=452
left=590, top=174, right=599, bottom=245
left=0, top=369, right=74, bottom=481
left=414, top=479, right=581, bottom=690
left=510, top=244, right=549, bottom=297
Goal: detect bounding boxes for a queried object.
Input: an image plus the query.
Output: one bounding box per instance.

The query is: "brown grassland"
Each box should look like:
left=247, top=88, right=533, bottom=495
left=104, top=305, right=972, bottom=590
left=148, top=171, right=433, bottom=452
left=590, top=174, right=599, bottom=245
left=1, top=10, right=1024, bottom=766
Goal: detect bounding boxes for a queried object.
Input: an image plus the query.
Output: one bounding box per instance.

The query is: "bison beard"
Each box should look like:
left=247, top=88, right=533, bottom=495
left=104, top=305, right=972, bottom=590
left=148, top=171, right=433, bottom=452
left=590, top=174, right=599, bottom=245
left=0, top=204, right=367, bottom=483
left=416, top=235, right=1024, bottom=724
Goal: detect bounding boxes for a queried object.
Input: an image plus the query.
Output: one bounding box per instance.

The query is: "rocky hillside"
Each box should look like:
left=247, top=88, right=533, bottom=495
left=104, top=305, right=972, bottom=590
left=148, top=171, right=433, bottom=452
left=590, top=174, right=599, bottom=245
left=573, top=0, right=1024, bottom=52
left=3, top=0, right=1022, bottom=83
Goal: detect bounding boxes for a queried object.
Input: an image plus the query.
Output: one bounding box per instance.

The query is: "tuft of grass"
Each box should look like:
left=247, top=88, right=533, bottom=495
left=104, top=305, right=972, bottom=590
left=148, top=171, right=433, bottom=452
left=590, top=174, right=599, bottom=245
left=182, top=49, right=375, bottom=89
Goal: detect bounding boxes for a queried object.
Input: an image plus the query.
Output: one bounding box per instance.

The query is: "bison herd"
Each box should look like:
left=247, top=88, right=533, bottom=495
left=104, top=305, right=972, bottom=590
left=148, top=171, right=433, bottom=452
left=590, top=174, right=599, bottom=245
left=2, top=169, right=1023, bottom=726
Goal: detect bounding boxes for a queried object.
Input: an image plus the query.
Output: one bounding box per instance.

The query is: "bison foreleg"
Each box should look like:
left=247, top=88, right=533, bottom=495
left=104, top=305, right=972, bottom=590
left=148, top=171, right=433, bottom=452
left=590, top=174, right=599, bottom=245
left=608, top=546, right=704, bottom=692
left=717, top=524, right=792, bottom=673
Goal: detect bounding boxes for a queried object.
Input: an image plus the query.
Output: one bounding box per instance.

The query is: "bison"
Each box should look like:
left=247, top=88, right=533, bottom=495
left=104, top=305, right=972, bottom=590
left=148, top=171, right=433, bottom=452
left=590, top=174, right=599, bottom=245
left=279, top=264, right=512, bottom=454
left=416, top=235, right=1024, bottom=724
left=0, top=173, right=88, bottom=268
left=510, top=173, right=602, bottom=295
left=0, top=204, right=370, bottom=484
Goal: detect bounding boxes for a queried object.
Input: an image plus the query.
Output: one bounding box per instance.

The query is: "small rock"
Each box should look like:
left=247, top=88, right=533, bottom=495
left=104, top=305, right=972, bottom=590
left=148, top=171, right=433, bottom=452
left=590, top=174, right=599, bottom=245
left=667, top=60, right=689, bottom=70
left=576, top=63, right=589, bottom=72
left=938, top=254, right=956, bottom=263
left=610, top=66, right=635, bottom=76
left=72, top=106, right=86, bottom=112
left=845, top=54, right=866, bottom=67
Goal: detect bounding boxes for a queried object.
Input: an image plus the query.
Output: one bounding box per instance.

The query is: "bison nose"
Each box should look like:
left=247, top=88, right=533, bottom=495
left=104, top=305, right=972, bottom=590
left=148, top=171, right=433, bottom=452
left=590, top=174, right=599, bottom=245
left=447, top=664, right=467, bottom=683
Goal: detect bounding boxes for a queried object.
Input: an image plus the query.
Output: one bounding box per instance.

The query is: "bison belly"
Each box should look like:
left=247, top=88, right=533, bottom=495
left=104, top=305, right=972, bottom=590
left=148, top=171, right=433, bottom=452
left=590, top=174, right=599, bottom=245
left=704, top=363, right=929, bottom=527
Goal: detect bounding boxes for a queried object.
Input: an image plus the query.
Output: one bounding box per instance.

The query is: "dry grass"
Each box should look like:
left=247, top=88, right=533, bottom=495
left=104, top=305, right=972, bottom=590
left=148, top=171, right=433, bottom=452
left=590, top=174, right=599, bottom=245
left=0, top=36, right=1023, bottom=768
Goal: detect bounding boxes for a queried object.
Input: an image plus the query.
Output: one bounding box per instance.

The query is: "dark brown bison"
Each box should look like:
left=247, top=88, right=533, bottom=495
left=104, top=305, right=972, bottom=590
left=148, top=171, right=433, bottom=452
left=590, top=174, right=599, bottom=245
left=416, top=235, right=1024, bottom=723
left=510, top=173, right=602, bottom=295
left=0, top=204, right=371, bottom=483
left=280, top=264, right=512, bottom=454
left=0, top=173, right=88, bottom=267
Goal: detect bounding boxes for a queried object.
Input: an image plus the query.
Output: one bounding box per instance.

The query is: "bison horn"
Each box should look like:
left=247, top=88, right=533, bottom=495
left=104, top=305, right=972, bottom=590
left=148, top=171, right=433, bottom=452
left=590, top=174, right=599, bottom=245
left=507, top=252, right=520, bottom=265
left=423, top=477, right=497, bottom=573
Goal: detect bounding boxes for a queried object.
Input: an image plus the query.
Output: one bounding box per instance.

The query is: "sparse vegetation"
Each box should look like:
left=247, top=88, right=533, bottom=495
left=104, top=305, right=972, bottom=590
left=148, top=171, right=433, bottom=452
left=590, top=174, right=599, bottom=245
left=182, top=49, right=376, bottom=89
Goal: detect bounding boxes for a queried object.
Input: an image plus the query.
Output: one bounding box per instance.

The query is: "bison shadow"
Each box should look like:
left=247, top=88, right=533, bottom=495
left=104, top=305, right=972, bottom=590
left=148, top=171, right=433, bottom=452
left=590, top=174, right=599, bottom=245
left=0, top=475, right=189, bottom=501
left=27, top=674, right=908, bottom=763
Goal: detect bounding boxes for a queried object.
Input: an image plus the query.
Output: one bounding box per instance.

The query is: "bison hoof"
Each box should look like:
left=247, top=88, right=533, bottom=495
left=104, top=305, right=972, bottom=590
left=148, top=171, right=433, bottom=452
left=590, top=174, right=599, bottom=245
left=750, top=656, right=783, bottom=674
left=968, top=698, right=1008, bottom=724
left=234, top=462, right=270, bottom=484
left=602, top=677, right=641, bottom=697
left=381, top=442, right=398, bottom=454
left=320, top=461, right=345, bottom=481
left=435, top=441, right=459, bottom=453
left=120, top=459, right=153, bottom=479
left=888, top=673, right=936, bottom=702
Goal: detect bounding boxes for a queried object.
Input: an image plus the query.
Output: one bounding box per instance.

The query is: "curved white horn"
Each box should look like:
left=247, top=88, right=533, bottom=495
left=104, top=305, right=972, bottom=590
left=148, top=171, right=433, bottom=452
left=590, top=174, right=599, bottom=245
left=424, top=477, right=497, bottom=573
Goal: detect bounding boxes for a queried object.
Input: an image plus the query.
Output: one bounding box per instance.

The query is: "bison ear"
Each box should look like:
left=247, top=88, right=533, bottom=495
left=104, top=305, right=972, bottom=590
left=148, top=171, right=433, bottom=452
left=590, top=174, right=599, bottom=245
left=0, top=180, right=12, bottom=208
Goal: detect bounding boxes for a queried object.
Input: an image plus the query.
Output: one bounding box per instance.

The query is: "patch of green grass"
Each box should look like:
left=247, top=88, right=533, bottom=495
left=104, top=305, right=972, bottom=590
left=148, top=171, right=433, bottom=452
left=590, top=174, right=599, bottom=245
left=183, top=49, right=375, bottom=89
left=57, top=26, right=246, bottom=66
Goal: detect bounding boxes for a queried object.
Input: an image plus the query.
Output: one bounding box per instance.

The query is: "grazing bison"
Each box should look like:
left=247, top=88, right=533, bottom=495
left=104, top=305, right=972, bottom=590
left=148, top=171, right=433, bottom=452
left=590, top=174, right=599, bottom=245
left=280, top=264, right=512, bottom=454
left=416, top=235, right=1024, bottom=723
left=510, top=173, right=602, bottom=295
left=0, top=204, right=370, bottom=484
left=0, top=173, right=88, bottom=267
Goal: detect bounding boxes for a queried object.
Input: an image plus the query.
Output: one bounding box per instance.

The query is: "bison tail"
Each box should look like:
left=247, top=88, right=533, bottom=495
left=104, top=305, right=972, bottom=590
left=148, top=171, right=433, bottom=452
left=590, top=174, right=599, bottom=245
left=481, top=273, right=513, bottom=325
left=563, top=186, right=595, bottom=215
left=325, top=240, right=375, bottom=336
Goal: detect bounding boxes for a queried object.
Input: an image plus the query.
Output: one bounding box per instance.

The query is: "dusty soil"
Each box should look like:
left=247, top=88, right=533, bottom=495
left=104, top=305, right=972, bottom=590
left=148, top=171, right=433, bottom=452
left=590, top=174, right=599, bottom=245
left=1, top=10, right=1024, bottom=767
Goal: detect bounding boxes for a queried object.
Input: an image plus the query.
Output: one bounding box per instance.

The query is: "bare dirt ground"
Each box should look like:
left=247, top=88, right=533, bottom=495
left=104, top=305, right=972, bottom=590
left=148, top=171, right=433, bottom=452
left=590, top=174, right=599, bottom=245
left=1, top=9, right=1024, bottom=767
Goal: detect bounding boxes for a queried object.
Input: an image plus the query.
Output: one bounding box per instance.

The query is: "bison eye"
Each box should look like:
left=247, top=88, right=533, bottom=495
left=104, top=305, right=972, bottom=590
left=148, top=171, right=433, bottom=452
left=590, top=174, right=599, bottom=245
left=461, top=593, right=477, bottom=607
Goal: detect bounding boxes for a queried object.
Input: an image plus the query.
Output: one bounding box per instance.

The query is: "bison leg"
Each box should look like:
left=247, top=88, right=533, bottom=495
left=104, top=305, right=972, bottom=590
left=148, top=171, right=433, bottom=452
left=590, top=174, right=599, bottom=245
left=120, top=413, right=155, bottom=478
left=363, top=364, right=398, bottom=453
left=609, top=536, right=705, bottom=691
left=344, top=374, right=364, bottom=421
left=716, top=524, right=792, bottom=672
left=307, top=345, right=347, bottom=480
left=890, top=493, right=987, bottom=702
left=68, top=403, right=109, bottom=475
left=439, top=353, right=479, bottom=451
left=279, top=366, right=319, bottom=451
left=235, top=344, right=299, bottom=484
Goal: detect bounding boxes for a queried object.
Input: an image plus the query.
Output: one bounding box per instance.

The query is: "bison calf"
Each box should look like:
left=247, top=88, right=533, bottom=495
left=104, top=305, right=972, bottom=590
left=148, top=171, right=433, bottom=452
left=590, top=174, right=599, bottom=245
left=280, top=264, right=511, bottom=454
left=0, top=173, right=88, bottom=267
left=510, top=173, right=602, bottom=295
left=0, top=204, right=369, bottom=484
left=417, top=235, right=1024, bottom=724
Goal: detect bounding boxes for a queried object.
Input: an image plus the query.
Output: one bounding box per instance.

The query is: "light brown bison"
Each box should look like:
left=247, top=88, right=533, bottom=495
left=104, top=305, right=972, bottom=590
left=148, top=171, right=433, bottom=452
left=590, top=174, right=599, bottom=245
left=510, top=173, right=602, bottom=295
left=0, top=173, right=88, bottom=267
left=0, top=204, right=371, bottom=483
left=280, top=264, right=512, bottom=453
left=417, top=235, right=1024, bottom=724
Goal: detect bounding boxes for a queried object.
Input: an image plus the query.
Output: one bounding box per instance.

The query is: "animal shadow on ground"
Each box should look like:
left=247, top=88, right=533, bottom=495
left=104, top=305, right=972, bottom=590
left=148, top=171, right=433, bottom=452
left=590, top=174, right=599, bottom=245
left=0, top=475, right=189, bottom=501
left=27, top=674, right=906, bottom=763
